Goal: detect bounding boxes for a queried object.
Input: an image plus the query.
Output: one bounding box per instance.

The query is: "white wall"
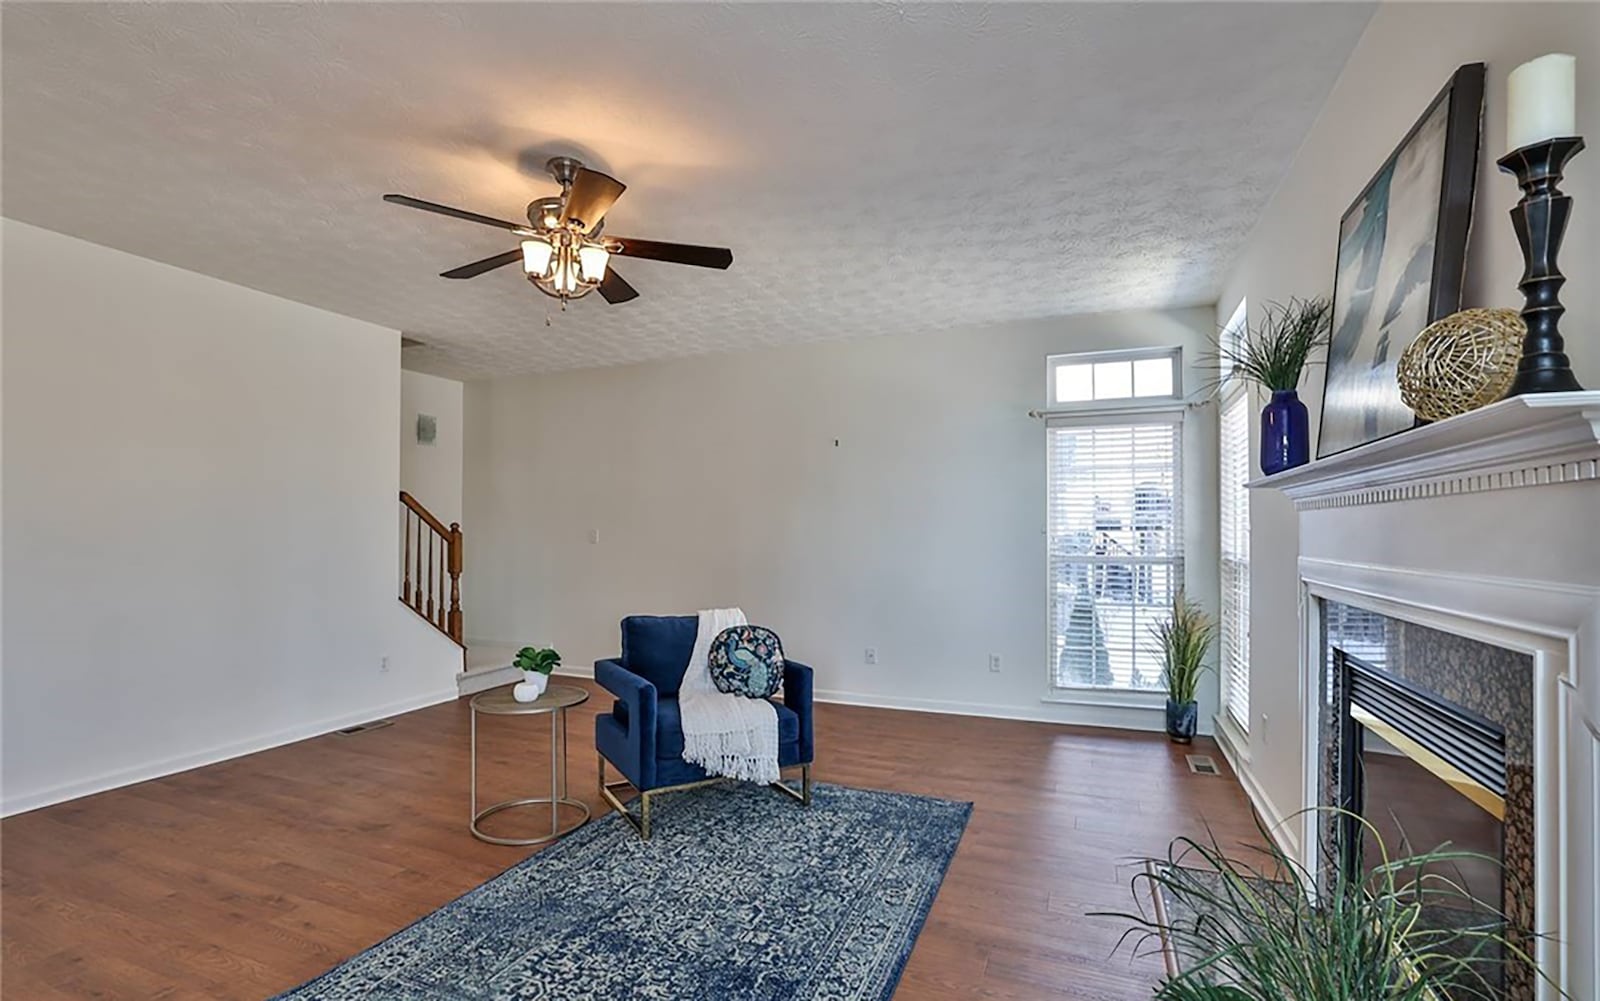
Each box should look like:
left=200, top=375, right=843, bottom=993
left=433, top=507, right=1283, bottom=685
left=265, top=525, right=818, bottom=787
left=1214, top=3, right=1600, bottom=829
left=1, top=220, right=462, bottom=816
left=464, top=307, right=1221, bottom=730
left=400, top=369, right=464, bottom=528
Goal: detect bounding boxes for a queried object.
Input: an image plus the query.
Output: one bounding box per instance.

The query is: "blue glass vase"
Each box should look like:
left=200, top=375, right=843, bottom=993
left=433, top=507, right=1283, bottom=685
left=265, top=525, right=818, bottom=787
left=1260, top=389, right=1310, bottom=475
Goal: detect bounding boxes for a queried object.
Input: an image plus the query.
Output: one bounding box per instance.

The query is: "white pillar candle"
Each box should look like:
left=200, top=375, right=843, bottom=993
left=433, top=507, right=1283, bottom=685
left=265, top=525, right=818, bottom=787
left=1506, top=53, right=1577, bottom=153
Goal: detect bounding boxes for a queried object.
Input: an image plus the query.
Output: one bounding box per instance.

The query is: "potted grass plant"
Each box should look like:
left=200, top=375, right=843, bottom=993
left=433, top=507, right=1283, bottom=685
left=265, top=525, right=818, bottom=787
left=512, top=646, right=560, bottom=703
left=1151, top=591, right=1214, bottom=744
left=1099, top=809, right=1558, bottom=1000
left=1206, top=297, right=1332, bottom=475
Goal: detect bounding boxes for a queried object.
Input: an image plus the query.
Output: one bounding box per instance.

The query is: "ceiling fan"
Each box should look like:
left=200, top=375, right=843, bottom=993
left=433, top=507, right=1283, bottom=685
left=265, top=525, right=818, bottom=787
left=384, top=156, right=733, bottom=305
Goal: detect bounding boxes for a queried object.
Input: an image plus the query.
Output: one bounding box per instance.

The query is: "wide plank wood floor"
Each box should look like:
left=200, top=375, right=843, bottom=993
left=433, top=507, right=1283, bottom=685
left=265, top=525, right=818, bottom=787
left=2, top=681, right=1262, bottom=999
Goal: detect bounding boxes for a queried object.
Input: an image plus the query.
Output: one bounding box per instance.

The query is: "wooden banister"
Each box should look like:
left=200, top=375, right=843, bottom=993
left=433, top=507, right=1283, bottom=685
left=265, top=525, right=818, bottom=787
left=399, top=491, right=464, bottom=647
left=399, top=491, right=450, bottom=536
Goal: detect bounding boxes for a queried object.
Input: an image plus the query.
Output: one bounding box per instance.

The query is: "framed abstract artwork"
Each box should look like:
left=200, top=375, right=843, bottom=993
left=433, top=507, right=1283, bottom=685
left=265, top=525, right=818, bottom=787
left=1318, top=62, right=1485, bottom=458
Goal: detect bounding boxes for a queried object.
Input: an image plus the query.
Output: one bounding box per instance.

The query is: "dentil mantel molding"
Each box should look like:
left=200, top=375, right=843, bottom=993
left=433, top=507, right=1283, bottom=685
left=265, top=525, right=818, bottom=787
left=1248, top=392, right=1600, bottom=510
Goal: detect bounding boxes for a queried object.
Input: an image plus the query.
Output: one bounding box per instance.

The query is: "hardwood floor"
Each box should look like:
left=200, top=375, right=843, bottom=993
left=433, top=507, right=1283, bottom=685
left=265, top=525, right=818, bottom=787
left=2, top=682, right=1262, bottom=999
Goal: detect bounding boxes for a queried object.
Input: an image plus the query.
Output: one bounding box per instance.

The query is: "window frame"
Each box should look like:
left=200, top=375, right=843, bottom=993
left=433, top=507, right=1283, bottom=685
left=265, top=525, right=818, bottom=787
left=1215, top=298, right=1251, bottom=736
left=1043, top=406, right=1186, bottom=699
left=1219, top=386, right=1252, bottom=735
left=1046, top=346, right=1184, bottom=410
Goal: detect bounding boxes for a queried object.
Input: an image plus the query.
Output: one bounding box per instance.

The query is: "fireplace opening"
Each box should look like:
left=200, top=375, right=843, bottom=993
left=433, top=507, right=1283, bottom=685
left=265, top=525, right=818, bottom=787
left=1335, top=648, right=1510, bottom=989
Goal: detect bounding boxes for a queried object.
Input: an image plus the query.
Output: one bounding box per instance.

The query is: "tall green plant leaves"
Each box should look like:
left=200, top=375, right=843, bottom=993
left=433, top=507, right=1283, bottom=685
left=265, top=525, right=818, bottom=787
left=1095, top=808, right=1561, bottom=1000
left=1151, top=591, right=1215, bottom=703
left=1203, top=298, right=1332, bottom=393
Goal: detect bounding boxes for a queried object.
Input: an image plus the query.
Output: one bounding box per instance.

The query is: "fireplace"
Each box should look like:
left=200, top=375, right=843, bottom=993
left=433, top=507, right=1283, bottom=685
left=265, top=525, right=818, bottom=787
left=1334, top=647, right=1513, bottom=988
left=1319, top=604, right=1538, bottom=997
left=1248, top=393, right=1600, bottom=1000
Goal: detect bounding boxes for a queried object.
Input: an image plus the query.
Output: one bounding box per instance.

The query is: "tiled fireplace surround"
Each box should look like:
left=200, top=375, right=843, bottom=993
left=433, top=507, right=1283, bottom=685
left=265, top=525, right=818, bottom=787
left=1322, top=606, right=1535, bottom=998
left=1249, top=394, right=1600, bottom=1000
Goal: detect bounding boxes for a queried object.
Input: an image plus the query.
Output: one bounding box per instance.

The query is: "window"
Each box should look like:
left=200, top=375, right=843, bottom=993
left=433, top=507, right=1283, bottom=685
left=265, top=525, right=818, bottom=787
left=1048, top=348, right=1181, bottom=405
left=1218, top=298, right=1251, bottom=733
left=1220, top=298, right=1248, bottom=380
left=1220, top=390, right=1252, bottom=732
left=1047, top=412, right=1183, bottom=691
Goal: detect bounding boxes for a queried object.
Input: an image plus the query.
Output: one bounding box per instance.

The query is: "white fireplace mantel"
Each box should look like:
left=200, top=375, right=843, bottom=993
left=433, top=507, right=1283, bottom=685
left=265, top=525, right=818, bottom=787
left=1248, top=390, right=1600, bottom=1000
left=1248, top=391, right=1600, bottom=509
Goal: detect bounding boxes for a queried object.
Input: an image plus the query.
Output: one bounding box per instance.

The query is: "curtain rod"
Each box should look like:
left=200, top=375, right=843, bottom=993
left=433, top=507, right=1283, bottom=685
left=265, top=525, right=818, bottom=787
left=1027, top=397, right=1214, bottom=420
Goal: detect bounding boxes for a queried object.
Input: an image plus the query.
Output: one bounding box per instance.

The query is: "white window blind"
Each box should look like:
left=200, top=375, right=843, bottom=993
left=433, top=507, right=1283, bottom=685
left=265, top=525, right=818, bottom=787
left=1220, top=392, right=1251, bottom=732
left=1047, top=413, right=1183, bottom=691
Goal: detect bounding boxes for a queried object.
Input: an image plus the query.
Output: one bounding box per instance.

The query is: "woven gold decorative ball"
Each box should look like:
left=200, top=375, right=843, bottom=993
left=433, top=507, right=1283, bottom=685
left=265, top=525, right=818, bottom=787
left=1398, top=308, right=1525, bottom=422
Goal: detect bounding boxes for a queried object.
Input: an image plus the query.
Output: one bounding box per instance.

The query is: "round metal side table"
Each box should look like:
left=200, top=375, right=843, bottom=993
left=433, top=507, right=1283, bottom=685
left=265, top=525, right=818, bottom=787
left=469, top=684, right=590, bottom=845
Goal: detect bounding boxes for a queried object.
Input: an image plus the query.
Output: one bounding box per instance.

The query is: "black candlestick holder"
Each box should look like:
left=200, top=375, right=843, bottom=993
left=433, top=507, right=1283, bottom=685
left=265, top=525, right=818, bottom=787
left=1497, top=136, right=1585, bottom=394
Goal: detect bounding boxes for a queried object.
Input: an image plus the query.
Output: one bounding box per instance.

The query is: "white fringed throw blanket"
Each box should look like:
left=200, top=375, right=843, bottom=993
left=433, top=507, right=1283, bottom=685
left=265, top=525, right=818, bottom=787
left=679, top=607, right=780, bottom=784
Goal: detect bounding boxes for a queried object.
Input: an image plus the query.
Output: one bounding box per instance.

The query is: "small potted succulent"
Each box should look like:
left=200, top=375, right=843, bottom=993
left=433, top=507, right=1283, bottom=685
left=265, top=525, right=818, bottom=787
left=512, top=646, right=560, bottom=703
left=1151, top=591, right=1215, bottom=744
left=1206, top=296, right=1332, bottom=474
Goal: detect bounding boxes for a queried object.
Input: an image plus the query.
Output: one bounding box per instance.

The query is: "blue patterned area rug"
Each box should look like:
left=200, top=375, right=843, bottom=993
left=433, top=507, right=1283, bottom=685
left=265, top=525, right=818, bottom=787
left=273, top=782, right=971, bottom=1000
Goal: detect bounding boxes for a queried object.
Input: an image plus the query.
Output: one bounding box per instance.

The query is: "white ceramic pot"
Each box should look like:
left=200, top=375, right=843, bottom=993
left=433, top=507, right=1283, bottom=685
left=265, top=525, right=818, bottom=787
left=512, top=671, right=549, bottom=703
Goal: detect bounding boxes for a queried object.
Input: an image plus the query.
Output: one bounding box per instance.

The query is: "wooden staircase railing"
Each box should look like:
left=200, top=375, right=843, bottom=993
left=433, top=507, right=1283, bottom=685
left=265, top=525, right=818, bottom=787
left=399, top=491, right=463, bottom=646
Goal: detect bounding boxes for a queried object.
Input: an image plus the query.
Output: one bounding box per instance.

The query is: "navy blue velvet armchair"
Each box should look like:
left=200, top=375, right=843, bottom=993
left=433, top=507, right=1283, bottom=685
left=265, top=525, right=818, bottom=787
left=595, top=615, right=814, bottom=839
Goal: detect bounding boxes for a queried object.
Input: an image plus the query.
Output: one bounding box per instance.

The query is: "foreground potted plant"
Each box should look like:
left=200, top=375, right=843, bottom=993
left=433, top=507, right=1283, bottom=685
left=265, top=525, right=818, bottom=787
left=512, top=646, right=560, bottom=702
left=1099, top=809, right=1557, bottom=1000
left=1151, top=591, right=1214, bottom=744
left=1207, top=297, right=1331, bottom=475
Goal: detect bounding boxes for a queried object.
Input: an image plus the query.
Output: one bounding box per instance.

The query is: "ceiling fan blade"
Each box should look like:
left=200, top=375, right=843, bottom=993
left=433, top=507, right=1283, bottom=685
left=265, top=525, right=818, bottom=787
left=439, top=248, right=523, bottom=280
left=561, top=168, right=626, bottom=234
left=384, top=194, right=526, bottom=232
left=608, top=237, right=733, bottom=270
left=596, top=267, right=640, bottom=304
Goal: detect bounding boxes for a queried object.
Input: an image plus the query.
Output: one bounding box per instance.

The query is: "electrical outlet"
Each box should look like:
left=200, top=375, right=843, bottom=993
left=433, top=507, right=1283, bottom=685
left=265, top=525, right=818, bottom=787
left=380, top=656, right=390, bottom=674
left=864, top=647, right=878, bottom=665
left=988, top=654, right=1002, bottom=673
left=588, top=528, right=600, bottom=544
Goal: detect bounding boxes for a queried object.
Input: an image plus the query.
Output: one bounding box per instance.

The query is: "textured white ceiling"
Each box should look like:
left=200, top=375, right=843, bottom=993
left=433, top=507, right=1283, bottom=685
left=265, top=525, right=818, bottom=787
left=2, top=3, right=1372, bottom=378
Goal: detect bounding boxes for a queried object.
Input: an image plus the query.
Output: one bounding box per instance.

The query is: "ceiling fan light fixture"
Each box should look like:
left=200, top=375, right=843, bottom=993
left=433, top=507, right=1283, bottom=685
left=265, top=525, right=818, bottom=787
left=386, top=157, right=732, bottom=308
left=578, top=244, right=610, bottom=283
left=551, top=256, right=581, bottom=295
left=521, top=238, right=553, bottom=277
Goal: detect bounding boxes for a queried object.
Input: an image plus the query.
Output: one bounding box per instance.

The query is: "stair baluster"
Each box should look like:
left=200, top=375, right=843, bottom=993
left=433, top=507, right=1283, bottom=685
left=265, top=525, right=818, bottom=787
left=413, top=515, right=424, bottom=614
left=437, top=539, right=447, bottom=631
left=402, top=509, right=412, bottom=606
left=447, top=522, right=463, bottom=642
left=398, top=491, right=465, bottom=649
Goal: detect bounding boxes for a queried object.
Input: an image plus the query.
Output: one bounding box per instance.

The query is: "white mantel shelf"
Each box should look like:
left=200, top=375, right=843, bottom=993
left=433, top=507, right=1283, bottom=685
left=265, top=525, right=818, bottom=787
left=1248, top=392, right=1600, bottom=509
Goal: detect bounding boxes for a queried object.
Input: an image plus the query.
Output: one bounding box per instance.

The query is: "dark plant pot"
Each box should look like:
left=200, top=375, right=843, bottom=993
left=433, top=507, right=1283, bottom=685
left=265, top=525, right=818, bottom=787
left=1260, top=389, right=1310, bottom=475
left=1165, top=698, right=1198, bottom=744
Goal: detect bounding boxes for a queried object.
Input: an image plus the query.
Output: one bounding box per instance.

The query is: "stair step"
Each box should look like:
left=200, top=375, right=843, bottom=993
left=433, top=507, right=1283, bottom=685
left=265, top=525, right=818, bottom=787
left=463, top=643, right=519, bottom=673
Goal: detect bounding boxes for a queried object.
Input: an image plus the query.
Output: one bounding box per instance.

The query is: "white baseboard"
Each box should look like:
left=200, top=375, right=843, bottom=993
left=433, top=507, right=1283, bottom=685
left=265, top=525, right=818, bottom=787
left=1, top=686, right=459, bottom=818
left=457, top=663, right=523, bottom=696
left=811, top=686, right=1170, bottom=732
left=1212, top=718, right=1302, bottom=861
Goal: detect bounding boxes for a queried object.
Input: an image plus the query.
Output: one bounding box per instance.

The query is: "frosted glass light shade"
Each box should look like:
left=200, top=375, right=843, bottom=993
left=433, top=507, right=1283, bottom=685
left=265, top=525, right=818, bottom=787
left=578, top=245, right=610, bottom=283
left=521, top=238, right=553, bottom=276
left=551, top=257, right=580, bottom=294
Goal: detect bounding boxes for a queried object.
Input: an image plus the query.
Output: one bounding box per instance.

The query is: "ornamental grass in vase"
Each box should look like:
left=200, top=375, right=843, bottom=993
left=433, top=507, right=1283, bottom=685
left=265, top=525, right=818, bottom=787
left=1206, top=297, right=1332, bottom=475
left=1098, top=809, right=1559, bottom=1001
left=1151, top=591, right=1214, bottom=744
